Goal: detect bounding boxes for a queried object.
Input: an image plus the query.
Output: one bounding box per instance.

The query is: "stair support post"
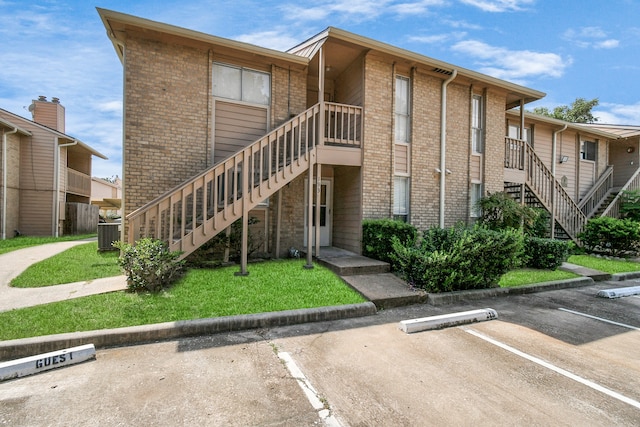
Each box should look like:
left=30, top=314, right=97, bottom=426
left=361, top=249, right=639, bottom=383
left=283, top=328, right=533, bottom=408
left=314, top=162, right=322, bottom=259
left=305, top=160, right=315, bottom=269
left=236, top=152, right=250, bottom=276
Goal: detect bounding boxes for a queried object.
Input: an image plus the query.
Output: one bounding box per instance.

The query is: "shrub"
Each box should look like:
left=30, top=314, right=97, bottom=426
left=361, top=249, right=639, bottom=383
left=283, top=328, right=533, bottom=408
left=620, top=189, right=640, bottom=221
left=524, top=236, right=569, bottom=270
left=362, top=219, right=417, bottom=266
left=578, top=216, right=640, bottom=256
left=114, top=238, right=185, bottom=293
left=476, top=192, right=538, bottom=234
left=392, top=226, right=524, bottom=293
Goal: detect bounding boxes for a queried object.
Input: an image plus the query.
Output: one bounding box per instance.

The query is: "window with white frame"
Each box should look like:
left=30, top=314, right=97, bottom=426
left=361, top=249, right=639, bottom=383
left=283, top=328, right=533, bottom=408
left=213, top=63, right=270, bottom=105
left=393, top=177, right=409, bottom=222
left=581, top=140, right=597, bottom=161
left=395, top=76, right=410, bottom=144
left=470, top=182, right=483, bottom=218
left=471, top=95, right=484, bottom=153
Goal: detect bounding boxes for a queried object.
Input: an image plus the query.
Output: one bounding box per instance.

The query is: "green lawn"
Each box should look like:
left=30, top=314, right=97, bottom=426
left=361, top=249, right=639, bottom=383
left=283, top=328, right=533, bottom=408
left=11, top=242, right=121, bottom=287
left=0, top=259, right=366, bottom=340
left=568, top=254, right=640, bottom=274
left=0, top=234, right=96, bottom=255
left=499, top=268, right=579, bottom=288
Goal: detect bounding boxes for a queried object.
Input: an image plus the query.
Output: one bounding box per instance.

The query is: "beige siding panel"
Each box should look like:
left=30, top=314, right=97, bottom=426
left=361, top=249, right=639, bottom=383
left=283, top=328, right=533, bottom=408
left=333, top=166, right=361, bottom=253
left=610, top=139, right=640, bottom=187
left=214, top=101, right=268, bottom=164
left=532, top=128, right=553, bottom=166
left=19, top=189, right=54, bottom=236
left=394, top=144, right=409, bottom=174
left=579, top=161, right=595, bottom=199
left=335, top=56, right=364, bottom=106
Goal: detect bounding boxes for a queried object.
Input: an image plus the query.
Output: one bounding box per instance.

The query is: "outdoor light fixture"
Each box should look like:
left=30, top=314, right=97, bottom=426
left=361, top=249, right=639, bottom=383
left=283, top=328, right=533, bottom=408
left=559, top=155, right=569, bottom=163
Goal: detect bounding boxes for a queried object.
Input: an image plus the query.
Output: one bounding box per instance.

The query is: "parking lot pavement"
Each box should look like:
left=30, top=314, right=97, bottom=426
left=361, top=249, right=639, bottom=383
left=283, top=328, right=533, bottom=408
left=1, top=282, right=639, bottom=426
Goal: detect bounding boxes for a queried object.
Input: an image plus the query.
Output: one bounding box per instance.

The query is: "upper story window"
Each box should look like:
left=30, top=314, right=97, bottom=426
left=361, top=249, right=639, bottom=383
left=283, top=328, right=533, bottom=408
left=472, top=95, right=484, bottom=153
left=212, top=63, right=270, bottom=105
left=581, top=140, right=597, bottom=161
left=395, top=76, right=410, bottom=144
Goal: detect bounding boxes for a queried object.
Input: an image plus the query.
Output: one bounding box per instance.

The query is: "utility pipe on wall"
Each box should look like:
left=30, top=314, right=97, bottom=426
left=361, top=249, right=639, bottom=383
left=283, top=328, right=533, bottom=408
left=2, top=127, right=18, bottom=240
left=439, top=69, right=457, bottom=228
left=551, top=124, right=568, bottom=239
left=53, top=138, right=78, bottom=237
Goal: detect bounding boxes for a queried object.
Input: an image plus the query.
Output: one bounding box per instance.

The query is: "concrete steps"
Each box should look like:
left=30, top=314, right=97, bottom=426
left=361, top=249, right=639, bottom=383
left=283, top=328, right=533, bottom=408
left=312, top=248, right=425, bottom=309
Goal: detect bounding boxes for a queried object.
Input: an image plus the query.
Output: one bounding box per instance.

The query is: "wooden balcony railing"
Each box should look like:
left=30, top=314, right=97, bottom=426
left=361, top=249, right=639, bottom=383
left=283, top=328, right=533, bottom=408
left=67, top=168, right=91, bottom=197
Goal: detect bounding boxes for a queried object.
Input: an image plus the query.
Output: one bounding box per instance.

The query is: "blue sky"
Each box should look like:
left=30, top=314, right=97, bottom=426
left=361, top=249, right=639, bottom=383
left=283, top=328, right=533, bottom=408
left=1, top=0, right=639, bottom=178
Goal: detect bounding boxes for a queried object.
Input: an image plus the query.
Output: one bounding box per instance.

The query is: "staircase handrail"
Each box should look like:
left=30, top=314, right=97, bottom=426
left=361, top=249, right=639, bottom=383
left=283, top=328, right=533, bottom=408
left=577, top=165, right=614, bottom=217
left=524, top=142, right=586, bottom=239
left=601, top=166, right=640, bottom=218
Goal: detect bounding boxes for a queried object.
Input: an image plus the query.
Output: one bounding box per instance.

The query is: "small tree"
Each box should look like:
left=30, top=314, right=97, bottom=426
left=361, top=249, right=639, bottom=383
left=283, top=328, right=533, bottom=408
left=532, top=97, right=599, bottom=123
left=476, top=192, right=538, bottom=234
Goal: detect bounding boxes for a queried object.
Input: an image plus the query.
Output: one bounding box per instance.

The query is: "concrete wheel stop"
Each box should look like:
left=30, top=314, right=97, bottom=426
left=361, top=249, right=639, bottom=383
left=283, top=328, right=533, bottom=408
left=399, top=308, right=498, bottom=334
left=596, top=285, right=640, bottom=299
left=0, top=344, right=96, bottom=382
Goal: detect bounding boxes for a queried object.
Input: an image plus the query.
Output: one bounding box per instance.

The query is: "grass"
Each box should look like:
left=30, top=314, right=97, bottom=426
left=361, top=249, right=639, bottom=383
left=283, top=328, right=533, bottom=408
left=0, top=259, right=366, bottom=340
left=0, top=234, right=96, bottom=255
left=11, top=242, right=121, bottom=287
left=499, top=268, right=579, bottom=288
left=568, top=254, right=640, bottom=274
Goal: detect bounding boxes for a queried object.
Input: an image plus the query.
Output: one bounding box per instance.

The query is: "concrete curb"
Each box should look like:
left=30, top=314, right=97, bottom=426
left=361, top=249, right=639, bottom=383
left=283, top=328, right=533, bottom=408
left=426, top=277, right=594, bottom=306
left=610, top=271, right=640, bottom=281
left=0, top=302, right=377, bottom=361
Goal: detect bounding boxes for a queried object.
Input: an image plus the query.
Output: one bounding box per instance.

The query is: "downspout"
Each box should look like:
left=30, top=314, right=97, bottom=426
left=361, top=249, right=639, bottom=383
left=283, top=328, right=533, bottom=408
left=551, top=124, right=568, bottom=239
left=439, top=69, right=457, bottom=228
left=54, top=138, right=78, bottom=237
left=2, top=127, right=18, bottom=240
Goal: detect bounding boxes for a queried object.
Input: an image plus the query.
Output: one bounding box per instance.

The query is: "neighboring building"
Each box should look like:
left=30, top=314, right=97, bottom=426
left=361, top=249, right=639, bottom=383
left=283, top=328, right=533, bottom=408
left=98, top=8, right=635, bottom=272
left=0, top=97, right=108, bottom=239
left=91, top=176, right=122, bottom=219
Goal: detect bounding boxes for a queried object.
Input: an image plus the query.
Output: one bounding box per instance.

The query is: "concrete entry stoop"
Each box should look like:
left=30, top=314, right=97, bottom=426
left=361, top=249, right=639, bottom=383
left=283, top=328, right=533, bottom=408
left=312, top=247, right=426, bottom=309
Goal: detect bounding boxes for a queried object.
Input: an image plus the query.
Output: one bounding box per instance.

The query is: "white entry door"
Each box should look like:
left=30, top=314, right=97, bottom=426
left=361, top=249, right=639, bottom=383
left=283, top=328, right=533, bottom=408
left=304, top=179, right=332, bottom=247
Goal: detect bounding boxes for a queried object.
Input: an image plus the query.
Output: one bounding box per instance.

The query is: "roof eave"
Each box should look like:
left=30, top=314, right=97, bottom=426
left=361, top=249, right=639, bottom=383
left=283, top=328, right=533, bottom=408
left=97, top=8, right=309, bottom=68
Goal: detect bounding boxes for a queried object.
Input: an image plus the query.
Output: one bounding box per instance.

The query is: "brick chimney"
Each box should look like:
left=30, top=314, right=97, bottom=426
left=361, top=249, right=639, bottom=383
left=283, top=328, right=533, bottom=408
left=29, top=96, right=65, bottom=133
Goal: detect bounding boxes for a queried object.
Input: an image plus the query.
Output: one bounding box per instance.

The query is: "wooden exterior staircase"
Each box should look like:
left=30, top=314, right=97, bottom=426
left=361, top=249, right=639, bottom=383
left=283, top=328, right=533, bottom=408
left=126, top=102, right=362, bottom=264
left=504, top=138, right=614, bottom=241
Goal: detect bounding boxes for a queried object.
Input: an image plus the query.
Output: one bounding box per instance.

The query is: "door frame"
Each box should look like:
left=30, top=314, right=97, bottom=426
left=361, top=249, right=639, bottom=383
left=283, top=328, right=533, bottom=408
left=303, top=178, right=333, bottom=247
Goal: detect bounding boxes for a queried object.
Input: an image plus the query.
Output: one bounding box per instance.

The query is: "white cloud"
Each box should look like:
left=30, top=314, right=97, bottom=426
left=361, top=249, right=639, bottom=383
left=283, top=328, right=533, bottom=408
left=459, top=0, right=535, bottom=12
left=595, top=39, right=619, bottom=49
left=236, top=30, right=303, bottom=51
left=452, top=40, right=571, bottom=82
left=409, top=32, right=467, bottom=44
left=596, top=102, right=640, bottom=124
left=563, top=26, right=619, bottom=49
left=390, top=0, right=446, bottom=15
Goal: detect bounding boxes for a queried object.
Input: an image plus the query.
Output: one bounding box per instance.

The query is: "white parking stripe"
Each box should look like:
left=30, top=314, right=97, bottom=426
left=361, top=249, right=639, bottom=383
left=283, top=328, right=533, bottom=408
left=464, top=328, right=640, bottom=410
left=558, top=308, right=640, bottom=331
left=278, top=352, right=343, bottom=427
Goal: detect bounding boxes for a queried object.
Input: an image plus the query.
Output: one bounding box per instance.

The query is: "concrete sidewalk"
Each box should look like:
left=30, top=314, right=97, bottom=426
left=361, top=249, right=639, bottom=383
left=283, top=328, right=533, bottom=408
left=0, top=240, right=127, bottom=312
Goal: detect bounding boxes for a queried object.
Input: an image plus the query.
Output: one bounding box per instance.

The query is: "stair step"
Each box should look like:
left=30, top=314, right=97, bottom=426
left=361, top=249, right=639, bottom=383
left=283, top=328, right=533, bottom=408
left=315, top=255, right=390, bottom=276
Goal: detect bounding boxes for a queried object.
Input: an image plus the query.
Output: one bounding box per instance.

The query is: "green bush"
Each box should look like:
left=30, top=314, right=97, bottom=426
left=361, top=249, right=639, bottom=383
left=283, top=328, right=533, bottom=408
left=578, top=216, right=640, bottom=256
left=476, top=192, right=538, bottom=234
left=392, top=226, right=524, bottom=293
left=620, top=189, right=640, bottom=221
left=114, top=238, right=185, bottom=293
left=362, top=219, right=417, bottom=266
left=524, top=236, right=569, bottom=270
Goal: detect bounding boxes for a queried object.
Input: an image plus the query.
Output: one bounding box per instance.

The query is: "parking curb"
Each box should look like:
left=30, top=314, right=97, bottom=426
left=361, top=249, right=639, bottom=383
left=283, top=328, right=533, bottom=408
left=426, top=277, right=594, bottom=306
left=0, top=302, right=377, bottom=361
